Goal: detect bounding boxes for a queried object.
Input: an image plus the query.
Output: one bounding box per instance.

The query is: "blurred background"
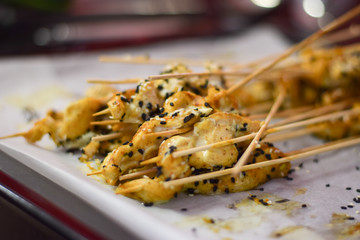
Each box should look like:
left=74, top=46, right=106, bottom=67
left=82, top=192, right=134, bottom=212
left=0, top=0, right=360, bottom=56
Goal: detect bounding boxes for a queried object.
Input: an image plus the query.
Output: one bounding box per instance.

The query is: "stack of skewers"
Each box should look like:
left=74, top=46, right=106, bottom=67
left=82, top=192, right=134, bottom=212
left=2, top=6, right=360, bottom=205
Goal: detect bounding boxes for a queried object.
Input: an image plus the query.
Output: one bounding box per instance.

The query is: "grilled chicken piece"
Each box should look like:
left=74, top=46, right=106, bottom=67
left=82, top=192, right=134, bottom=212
left=183, top=143, right=290, bottom=195
left=101, top=98, right=213, bottom=185
left=21, top=97, right=103, bottom=145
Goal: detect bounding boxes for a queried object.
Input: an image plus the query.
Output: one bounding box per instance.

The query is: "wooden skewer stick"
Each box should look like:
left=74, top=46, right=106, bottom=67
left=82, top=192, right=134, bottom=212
left=266, top=107, right=360, bottom=134
left=148, top=71, right=247, bottom=80
left=91, top=132, right=124, bottom=142
left=86, top=170, right=103, bottom=176
left=320, top=24, right=360, bottom=45
left=0, top=132, right=27, bottom=140
left=119, top=167, right=157, bottom=181
left=172, top=105, right=360, bottom=159
left=115, top=185, right=144, bottom=195
left=232, top=85, right=286, bottom=175
left=145, top=127, right=192, bottom=138
left=141, top=126, right=322, bottom=167
left=269, top=98, right=355, bottom=128
left=99, top=55, right=206, bottom=66
left=92, top=108, right=111, bottom=117
left=87, top=78, right=142, bottom=84
left=90, top=119, right=120, bottom=125
left=140, top=156, right=162, bottom=166
left=164, top=135, right=360, bottom=188
left=248, top=105, right=314, bottom=120
left=90, top=120, right=139, bottom=126
left=264, top=125, right=326, bottom=142
left=226, top=5, right=360, bottom=95
left=99, top=54, right=270, bottom=68
left=147, top=63, right=305, bottom=81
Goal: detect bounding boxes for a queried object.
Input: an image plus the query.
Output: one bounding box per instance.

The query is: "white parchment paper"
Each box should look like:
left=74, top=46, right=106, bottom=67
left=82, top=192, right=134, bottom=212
left=1, top=25, right=359, bottom=240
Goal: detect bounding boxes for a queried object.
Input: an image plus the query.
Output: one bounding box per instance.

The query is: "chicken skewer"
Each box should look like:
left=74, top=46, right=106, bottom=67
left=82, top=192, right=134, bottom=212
left=163, top=135, right=360, bottom=188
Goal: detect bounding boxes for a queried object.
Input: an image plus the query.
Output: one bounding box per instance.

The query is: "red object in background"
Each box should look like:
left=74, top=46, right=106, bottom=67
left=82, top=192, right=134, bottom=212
left=1, top=0, right=360, bottom=55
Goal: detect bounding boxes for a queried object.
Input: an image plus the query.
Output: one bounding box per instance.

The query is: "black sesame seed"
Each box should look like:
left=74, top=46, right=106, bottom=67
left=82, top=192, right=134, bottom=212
left=275, top=199, right=290, bottom=203
left=326, top=184, right=330, bottom=187
left=180, top=208, right=187, bottom=212
left=231, top=177, right=235, bottom=183
left=170, top=102, right=174, bottom=106
left=128, top=151, right=133, bottom=157
left=204, top=102, right=211, bottom=107
left=301, top=204, right=307, bottom=208
left=171, top=112, right=179, bottom=117
left=184, top=113, right=195, bottom=123
left=284, top=176, right=293, bottom=181
left=123, top=141, right=129, bottom=145
left=120, top=96, right=129, bottom=103
left=209, top=179, right=219, bottom=184
left=121, top=113, right=126, bottom=120
left=257, top=187, right=264, bottom=191
left=341, top=206, right=347, bottom=210
left=213, top=186, right=218, bottom=192
left=111, top=164, right=119, bottom=168
left=259, top=199, right=268, bottom=206
left=146, top=102, right=152, bottom=110
left=346, top=187, right=352, bottom=190
left=187, top=188, right=195, bottom=194
left=348, top=205, right=354, bottom=208
left=203, top=180, right=208, bottom=184
left=156, top=166, right=163, bottom=177
left=138, top=149, right=144, bottom=154
left=353, top=197, right=360, bottom=203
left=169, top=146, right=177, bottom=153
left=348, top=217, right=355, bottom=220
left=256, top=148, right=265, bottom=154
left=271, top=167, right=276, bottom=172
left=135, top=85, right=140, bottom=93
left=265, top=154, right=272, bottom=160
left=194, top=181, right=199, bottom=187
left=157, top=85, right=163, bottom=90
left=357, top=189, right=360, bottom=193
left=144, top=202, right=153, bottom=207
left=200, top=80, right=209, bottom=89
left=160, top=121, right=166, bottom=125
left=138, top=101, right=143, bottom=108
left=129, top=143, right=133, bottom=147
left=141, top=113, right=147, bottom=121
left=298, top=163, right=304, bottom=168
left=225, top=188, right=230, bottom=194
